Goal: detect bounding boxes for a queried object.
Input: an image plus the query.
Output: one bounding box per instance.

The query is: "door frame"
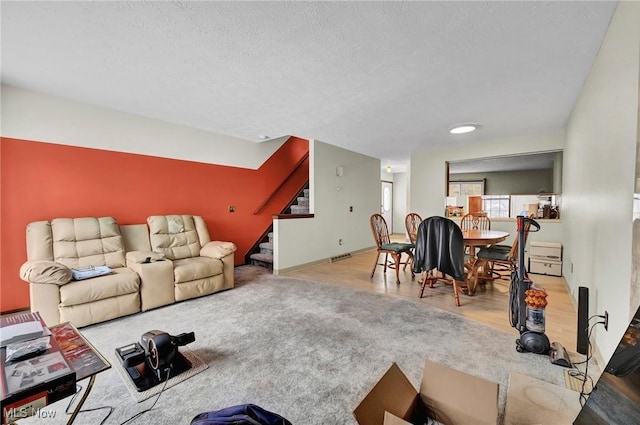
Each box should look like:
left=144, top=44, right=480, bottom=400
left=381, top=180, right=393, bottom=233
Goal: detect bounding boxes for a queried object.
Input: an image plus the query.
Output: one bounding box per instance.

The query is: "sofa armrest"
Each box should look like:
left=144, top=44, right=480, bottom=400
left=200, top=241, right=237, bottom=259
left=19, top=260, right=72, bottom=286
left=126, top=251, right=166, bottom=264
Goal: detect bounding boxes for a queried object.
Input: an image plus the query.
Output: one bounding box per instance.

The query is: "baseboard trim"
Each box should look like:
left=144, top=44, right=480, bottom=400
left=275, top=246, right=374, bottom=275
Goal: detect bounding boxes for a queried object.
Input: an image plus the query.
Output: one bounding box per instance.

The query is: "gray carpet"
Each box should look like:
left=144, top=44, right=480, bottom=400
left=22, top=265, right=565, bottom=425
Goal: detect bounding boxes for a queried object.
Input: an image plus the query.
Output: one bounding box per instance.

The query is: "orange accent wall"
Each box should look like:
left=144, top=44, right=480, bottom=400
left=0, top=136, right=309, bottom=313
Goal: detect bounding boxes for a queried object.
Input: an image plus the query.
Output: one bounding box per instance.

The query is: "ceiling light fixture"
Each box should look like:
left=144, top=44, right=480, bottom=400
left=258, top=135, right=270, bottom=140
left=386, top=166, right=392, bottom=173
left=449, top=123, right=478, bottom=134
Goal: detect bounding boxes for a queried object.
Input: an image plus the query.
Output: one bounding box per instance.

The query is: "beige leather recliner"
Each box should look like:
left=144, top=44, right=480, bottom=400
left=20, top=217, right=141, bottom=327
left=145, top=215, right=236, bottom=302
left=20, top=215, right=237, bottom=328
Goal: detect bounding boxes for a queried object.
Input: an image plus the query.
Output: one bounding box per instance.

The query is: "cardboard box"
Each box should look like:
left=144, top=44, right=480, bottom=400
left=354, top=361, right=499, bottom=425
left=529, top=258, right=562, bottom=277
left=504, top=372, right=581, bottom=425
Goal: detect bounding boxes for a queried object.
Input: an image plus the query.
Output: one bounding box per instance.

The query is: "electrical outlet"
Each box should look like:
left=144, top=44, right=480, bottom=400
left=604, top=311, right=609, bottom=331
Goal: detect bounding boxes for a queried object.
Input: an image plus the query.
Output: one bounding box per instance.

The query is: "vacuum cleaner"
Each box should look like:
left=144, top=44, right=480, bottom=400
left=509, top=215, right=551, bottom=354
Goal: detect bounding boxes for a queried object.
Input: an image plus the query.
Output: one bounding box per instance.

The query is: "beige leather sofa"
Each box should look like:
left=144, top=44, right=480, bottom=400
left=20, top=215, right=236, bottom=328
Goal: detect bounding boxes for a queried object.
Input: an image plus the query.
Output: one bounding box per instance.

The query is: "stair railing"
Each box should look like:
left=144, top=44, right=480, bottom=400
left=253, top=152, right=309, bottom=215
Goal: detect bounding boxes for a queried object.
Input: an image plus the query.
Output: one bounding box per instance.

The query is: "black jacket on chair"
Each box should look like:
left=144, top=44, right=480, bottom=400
left=413, top=216, right=466, bottom=281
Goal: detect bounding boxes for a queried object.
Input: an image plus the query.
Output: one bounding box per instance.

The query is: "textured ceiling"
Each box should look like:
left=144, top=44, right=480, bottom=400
left=1, top=1, right=618, bottom=170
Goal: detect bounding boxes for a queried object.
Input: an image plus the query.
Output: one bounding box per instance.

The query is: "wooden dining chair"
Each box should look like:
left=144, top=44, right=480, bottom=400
left=476, top=216, right=534, bottom=280
left=404, top=213, right=423, bottom=244
left=460, top=213, right=491, bottom=257
left=370, top=213, right=415, bottom=284
left=460, top=213, right=491, bottom=230
left=413, top=216, right=468, bottom=306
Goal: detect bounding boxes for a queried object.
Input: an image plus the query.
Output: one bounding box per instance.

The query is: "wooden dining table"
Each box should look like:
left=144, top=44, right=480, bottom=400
left=461, top=229, right=509, bottom=295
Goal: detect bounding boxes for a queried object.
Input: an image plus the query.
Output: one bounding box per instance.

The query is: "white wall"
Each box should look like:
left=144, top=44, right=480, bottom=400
left=274, top=140, right=380, bottom=271
left=1, top=84, right=286, bottom=169
left=380, top=169, right=393, bottom=181
left=409, top=132, right=565, bottom=218
left=3, top=84, right=383, bottom=275
left=563, top=1, right=640, bottom=361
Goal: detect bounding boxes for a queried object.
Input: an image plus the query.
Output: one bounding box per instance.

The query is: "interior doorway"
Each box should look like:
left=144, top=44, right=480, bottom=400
left=381, top=181, right=393, bottom=232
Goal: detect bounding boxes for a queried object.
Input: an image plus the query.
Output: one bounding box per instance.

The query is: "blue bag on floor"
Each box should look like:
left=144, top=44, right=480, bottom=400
left=190, top=404, right=292, bottom=425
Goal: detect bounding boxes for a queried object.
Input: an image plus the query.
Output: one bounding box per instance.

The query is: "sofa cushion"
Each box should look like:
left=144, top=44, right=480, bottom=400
left=147, top=215, right=202, bottom=260
left=20, top=260, right=72, bottom=285
left=51, top=217, right=126, bottom=269
left=173, top=257, right=223, bottom=284
left=60, top=267, right=140, bottom=306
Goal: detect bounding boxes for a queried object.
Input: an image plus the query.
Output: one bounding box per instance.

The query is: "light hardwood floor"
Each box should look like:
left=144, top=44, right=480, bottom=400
left=285, top=235, right=578, bottom=351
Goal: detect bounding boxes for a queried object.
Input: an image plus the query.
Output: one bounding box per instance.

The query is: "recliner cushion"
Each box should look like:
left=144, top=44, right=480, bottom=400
left=147, top=215, right=202, bottom=260
left=51, top=217, right=126, bottom=269
left=173, top=257, right=223, bottom=284
left=60, top=268, right=140, bottom=306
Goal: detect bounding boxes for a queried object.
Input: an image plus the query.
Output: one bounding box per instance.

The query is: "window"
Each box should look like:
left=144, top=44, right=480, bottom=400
left=482, top=195, right=510, bottom=218
left=448, top=180, right=485, bottom=196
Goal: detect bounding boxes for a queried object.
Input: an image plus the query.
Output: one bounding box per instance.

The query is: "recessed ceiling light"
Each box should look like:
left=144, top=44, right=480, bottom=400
left=449, top=123, right=478, bottom=134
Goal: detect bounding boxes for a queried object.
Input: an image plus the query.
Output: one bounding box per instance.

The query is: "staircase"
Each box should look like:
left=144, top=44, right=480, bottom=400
left=249, top=188, right=309, bottom=269
left=288, top=188, right=310, bottom=214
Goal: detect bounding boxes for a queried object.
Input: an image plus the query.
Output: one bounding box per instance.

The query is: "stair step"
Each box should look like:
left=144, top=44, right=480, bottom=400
left=268, top=232, right=273, bottom=242
left=303, top=189, right=309, bottom=197
left=249, top=253, right=273, bottom=265
left=290, top=205, right=309, bottom=214
left=259, top=242, right=273, bottom=254
left=297, top=197, right=309, bottom=206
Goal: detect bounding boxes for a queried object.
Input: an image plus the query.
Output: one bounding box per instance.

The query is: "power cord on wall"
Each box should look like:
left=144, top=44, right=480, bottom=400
left=568, top=314, right=607, bottom=406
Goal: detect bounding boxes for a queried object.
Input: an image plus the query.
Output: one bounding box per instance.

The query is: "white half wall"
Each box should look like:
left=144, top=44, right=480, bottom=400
left=1, top=84, right=286, bottom=169
left=274, top=139, right=380, bottom=271
left=563, top=1, right=640, bottom=361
